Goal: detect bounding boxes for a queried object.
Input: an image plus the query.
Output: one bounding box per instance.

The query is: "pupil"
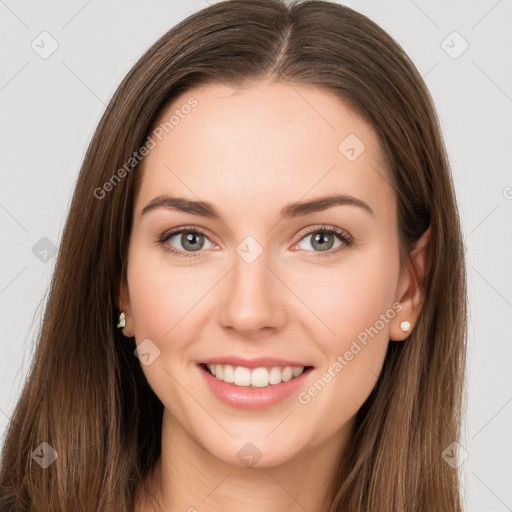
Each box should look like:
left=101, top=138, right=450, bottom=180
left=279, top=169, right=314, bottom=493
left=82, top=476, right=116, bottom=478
left=313, top=233, right=333, bottom=251
left=183, top=233, right=203, bottom=251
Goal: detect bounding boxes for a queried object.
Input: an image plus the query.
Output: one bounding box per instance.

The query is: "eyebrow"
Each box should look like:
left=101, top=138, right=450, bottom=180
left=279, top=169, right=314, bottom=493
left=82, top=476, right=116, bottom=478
left=140, top=193, right=374, bottom=220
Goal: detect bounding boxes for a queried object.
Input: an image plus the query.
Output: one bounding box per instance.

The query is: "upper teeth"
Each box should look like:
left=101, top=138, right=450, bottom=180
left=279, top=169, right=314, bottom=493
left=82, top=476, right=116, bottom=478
left=206, top=364, right=305, bottom=388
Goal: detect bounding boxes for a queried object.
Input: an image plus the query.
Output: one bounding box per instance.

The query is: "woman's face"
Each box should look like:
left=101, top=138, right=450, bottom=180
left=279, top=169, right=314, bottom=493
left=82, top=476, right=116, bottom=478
left=120, top=81, right=414, bottom=468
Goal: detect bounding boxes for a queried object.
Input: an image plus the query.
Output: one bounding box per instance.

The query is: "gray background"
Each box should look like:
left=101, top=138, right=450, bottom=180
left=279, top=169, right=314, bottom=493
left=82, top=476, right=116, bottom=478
left=1, top=0, right=511, bottom=510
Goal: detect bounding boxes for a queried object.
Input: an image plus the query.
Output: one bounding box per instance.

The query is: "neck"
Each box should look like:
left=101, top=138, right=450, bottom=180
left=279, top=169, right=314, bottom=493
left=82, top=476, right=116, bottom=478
left=135, top=409, right=354, bottom=512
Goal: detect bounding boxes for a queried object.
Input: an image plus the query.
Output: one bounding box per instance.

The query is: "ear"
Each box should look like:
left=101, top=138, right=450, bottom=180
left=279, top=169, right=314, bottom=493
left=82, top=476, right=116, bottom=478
left=117, top=278, right=135, bottom=338
left=390, top=227, right=431, bottom=341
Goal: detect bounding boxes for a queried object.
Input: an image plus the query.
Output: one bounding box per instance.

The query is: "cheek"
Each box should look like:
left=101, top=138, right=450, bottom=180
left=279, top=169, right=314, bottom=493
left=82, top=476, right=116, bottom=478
left=288, top=245, right=400, bottom=411
left=292, top=258, right=399, bottom=434
left=289, top=247, right=401, bottom=344
left=126, top=245, right=214, bottom=340
left=125, top=250, right=210, bottom=403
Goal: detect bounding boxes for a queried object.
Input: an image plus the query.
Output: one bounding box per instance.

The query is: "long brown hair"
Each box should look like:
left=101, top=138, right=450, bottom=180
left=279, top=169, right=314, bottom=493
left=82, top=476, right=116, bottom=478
left=0, top=1, right=467, bottom=510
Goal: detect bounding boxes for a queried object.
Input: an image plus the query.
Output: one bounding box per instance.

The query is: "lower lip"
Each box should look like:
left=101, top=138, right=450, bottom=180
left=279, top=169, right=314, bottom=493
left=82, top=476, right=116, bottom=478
left=197, top=364, right=314, bottom=410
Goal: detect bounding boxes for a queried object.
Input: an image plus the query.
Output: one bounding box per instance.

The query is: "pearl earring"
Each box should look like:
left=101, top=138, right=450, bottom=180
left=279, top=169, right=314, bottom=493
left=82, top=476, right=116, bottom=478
left=400, top=320, right=411, bottom=332
left=117, top=312, right=126, bottom=328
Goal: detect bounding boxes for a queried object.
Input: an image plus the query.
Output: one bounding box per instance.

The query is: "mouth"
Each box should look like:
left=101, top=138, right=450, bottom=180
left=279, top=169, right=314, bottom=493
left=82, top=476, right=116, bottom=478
left=198, top=362, right=314, bottom=389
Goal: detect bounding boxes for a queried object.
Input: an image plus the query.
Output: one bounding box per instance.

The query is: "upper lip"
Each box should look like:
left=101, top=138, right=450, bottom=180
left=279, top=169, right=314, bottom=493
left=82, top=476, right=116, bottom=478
left=198, top=356, right=312, bottom=369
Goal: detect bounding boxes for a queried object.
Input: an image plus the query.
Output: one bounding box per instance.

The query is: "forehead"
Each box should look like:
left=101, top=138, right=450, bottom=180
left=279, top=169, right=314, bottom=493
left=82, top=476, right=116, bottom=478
left=135, top=81, right=394, bottom=221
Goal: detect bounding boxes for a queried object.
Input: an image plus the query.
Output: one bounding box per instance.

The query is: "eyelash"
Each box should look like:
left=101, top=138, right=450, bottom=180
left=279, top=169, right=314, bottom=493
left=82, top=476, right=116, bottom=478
left=156, top=224, right=353, bottom=259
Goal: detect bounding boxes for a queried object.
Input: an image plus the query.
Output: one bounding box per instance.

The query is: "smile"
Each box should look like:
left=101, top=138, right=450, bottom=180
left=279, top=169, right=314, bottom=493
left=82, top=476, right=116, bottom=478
left=197, top=363, right=314, bottom=410
left=203, top=363, right=311, bottom=388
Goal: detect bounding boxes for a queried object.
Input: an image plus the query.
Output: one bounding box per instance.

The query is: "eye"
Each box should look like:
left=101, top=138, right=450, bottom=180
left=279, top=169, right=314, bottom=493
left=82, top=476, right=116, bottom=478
left=157, top=224, right=352, bottom=259
left=292, top=225, right=352, bottom=256
left=157, top=226, right=216, bottom=258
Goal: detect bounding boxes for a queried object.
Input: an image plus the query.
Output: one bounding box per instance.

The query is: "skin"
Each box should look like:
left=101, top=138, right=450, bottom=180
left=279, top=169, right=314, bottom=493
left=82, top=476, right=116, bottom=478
left=118, top=80, right=429, bottom=512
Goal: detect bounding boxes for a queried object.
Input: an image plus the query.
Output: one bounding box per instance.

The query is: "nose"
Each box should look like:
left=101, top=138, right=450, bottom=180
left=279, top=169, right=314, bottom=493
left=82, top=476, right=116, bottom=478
left=218, top=243, right=287, bottom=337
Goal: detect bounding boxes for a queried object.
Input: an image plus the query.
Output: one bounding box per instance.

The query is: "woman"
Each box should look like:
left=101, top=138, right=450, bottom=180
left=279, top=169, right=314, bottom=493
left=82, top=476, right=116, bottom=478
left=0, top=0, right=467, bottom=510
